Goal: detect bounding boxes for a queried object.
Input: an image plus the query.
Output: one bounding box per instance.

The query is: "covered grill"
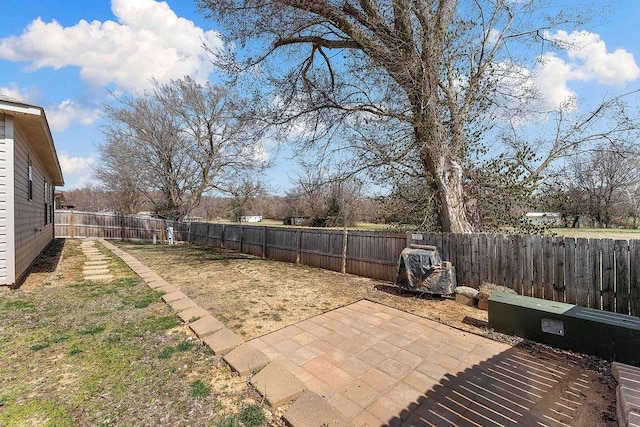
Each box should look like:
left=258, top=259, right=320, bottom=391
left=396, top=244, right=457, bottom=295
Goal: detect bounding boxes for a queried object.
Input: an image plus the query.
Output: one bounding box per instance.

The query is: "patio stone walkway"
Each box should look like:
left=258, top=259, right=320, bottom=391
left=81, top=239, right=113, bottom=281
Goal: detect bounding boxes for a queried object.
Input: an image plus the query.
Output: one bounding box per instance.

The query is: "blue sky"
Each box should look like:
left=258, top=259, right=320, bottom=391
left=1, top=0, right=639, bottom=192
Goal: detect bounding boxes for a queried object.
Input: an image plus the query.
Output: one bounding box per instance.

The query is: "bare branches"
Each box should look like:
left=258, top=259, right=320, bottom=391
left=97, top=77, right=266, bottom=220
left=196, top=0, right=621, bottom=232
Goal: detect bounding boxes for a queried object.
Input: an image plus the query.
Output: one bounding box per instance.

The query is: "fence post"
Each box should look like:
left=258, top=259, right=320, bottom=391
left=296, top=229, right=302, bottom=264
left=120, top=213, right=125, bottom=240
left=70, top=211, right=75, bottom=238
left=341, top=228, right=348, bottom=275
left=262, top=226, right=267, bottom=259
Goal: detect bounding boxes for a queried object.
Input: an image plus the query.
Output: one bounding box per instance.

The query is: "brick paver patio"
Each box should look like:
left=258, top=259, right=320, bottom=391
left=249, top=299, right=604, bottom=426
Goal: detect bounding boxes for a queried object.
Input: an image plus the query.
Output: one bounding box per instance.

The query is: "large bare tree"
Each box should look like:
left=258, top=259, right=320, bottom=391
left=196, top=0, right=639, bottom=232
left=98, top=76, right=266, bottom=220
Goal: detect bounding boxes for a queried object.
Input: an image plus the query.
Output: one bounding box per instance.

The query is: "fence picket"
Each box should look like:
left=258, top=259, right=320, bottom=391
left=575, top=238, right=590, bottom=307
left=601, top=239, right=615, bottom=312
left=630, top=240, right=640, bottom=316
left=564, top=237, right=576, bottom=304
left=615, top=239, right=630, bottom=315
left=542, top=236, right=554, bottom=300
left=523, top=235, right=534, bottom=297
left=553, top=236, right=565, bottom=302
left=532, top=235, right=543, bottom=298
left=589, top=238, right=602, bottom=309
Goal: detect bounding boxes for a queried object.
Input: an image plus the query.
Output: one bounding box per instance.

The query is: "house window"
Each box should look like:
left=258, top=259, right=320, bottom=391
left=44, top=180, right=49, bottom=225
left=28, top=156, right=33, bottom=200
left=50, top=186, right=55, bottom=223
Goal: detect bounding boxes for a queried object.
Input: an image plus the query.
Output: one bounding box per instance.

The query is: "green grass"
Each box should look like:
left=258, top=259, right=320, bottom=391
left=79, top=324, right=106, bottom=335
left=0, top=240, right=250, bottom=426
left=0, top=398, right=75, bottom=427
left=141, top=315, right=181, bottom=332
left=158, top=346, right=175, bottom=360
left=190, top=379, right=211, bottom=398
left=550, top=227, right=640, bottom=239
left=176, top=339, right=196, bottom=352
left=238, top=404, right=266, bottom=426
left=216, top=404, right=266, bottom=427
left=30, top=343, right=50, bottom=352
left=4, top=300, right=35, bottom=311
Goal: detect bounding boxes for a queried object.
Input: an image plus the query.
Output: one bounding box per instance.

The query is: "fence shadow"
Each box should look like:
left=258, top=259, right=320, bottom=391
left=385, top=345, right=604, bottom=427
left=374, top=284, right=453, bottom=301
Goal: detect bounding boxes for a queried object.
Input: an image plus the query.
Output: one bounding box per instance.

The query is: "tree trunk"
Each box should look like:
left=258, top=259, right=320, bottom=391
left=415, top=110, right=473, bottom=233
left=432, top=156, right=473, bottom=233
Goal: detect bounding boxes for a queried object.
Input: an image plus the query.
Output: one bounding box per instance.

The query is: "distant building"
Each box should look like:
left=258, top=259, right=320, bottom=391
left=1, top=97, right=64, bottom=287
left=525, top=212, right=563, bottom=226
left=283, top=216, right=311, bottom=226
left=240, top=215, right=262, bottom=223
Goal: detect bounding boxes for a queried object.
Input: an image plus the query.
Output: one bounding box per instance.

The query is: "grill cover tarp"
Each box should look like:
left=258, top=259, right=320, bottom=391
left=396, top=247, right=442, bottom=289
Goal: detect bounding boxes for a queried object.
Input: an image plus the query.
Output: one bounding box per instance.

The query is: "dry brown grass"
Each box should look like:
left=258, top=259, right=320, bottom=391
left=114, top=241, right=490, bottom=341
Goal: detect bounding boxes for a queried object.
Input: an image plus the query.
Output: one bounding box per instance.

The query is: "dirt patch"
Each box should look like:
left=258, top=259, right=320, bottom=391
left=114, top=242, right=489, bottom=340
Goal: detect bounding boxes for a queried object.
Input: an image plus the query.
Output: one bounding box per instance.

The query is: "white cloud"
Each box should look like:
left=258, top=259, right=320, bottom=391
left=0, top=0, right=223, bottom=89
left=242, top=143, right=270, bottom=166
left=47, top=99, right=100, bottom=131
left=534, top=53, right=578, bottom=110
left=0, top=83, right=39, bottom=103
left=58, top=153, right=97, bottom=189
left=548, top=30, right=640, bottom=84
left=535, top=30, right=640, bottom=108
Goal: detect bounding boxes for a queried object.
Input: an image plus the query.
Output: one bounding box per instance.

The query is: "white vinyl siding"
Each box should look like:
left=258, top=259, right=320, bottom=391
left=0, top=114, right=8, bottom=283
left=13, top=123, right=54, bottom=282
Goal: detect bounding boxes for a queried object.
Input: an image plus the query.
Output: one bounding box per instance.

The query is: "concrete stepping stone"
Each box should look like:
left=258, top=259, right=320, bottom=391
left=83, top=264, right=107, bottom=269
left=84, top=264, right=109, bottom=270
left=177, top=306, right=211, bottom=323
left=169, top=297, right=197, bottom=312
left=83, top=269, right=110, bottom=276
left=203, top=328, right=244, bottom=355
left=85, top=261, right=108, bottom=266
left=189, top=315, right=225, bottom=338
left=162, top=291, right=188, bottom=303
left=223, top=343, right=270, bottom=376
left=250, top=361, right=307, bottom=408
left=283, top=391, right=354, bottom=427
left=84, top=274, right=113, bottom=281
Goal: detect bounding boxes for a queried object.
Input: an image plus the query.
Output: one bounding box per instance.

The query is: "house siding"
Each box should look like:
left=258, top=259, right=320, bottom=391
left=0, top=114, right=8, bottom=284
left=13, top=122, right=54, bottom=283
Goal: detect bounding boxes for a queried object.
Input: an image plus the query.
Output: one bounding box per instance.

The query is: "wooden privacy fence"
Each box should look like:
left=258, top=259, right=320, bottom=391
left=188, top=222, right=407, bottom=283
left=408, top=232, right=640, bottom=316
left=55, top=211, right=190, bottom=242
left=53, top=211, right=640, bottom=316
